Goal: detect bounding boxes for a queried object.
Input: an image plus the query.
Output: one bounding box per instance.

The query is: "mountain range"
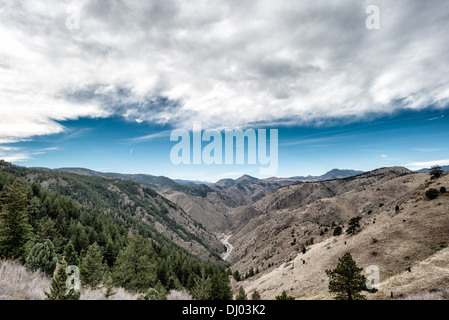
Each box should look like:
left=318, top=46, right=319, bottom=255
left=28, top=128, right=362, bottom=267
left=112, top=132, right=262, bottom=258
left=3, top=160, right=449, bottom=300
left=416, top=165, right=449, bottom=173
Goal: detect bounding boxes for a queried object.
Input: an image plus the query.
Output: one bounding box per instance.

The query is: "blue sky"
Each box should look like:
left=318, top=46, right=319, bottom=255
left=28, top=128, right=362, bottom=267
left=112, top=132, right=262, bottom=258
left=1, top=1, right=449, bottom=181
left=5, top=108, right=447, bottom=182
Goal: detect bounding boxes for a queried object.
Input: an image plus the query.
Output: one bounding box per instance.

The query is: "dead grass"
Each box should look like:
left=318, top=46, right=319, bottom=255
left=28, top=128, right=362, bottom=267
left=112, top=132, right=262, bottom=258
left=79, top=287, right=139, bottom=300
left=399, top=288, right=449, bottom=300
left=0, top=260, right=138, bottom=300
left=0, top=260, right=49, bottom=300
left=166, top=289, right=193, bottom=300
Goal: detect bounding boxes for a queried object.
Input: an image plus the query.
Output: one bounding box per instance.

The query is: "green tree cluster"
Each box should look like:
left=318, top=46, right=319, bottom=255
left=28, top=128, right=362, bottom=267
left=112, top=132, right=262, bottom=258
left=0, top=163, right=232, bottom=300
left=25, top=240, right=58, bottom=277
left=275, top=291, right=295, bottom=300
left=0, top=179, right=33, bottom=261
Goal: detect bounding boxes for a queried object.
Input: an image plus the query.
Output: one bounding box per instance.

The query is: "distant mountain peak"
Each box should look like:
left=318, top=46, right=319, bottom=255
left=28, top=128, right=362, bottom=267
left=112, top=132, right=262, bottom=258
left=235, top=174, right=260, bottom=183
left=290, top=168, right=364, bottom=181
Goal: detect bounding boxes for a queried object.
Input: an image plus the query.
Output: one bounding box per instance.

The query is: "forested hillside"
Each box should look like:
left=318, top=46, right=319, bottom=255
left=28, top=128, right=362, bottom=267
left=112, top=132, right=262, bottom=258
left=0, top=160, right=232, bottom=300
left=2, top=161, right=224, bottom=260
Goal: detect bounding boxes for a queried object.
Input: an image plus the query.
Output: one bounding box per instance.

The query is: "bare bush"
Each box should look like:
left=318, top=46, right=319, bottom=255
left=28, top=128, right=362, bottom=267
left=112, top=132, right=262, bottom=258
left=0, top=259, right=50, bottom=300
left=166, top=289, right=193, bottom=300
left=0, top=260, right=138, bottom=300
left=80, top=287, right=139, bottom=300
left=400, top=288, right=449, bottom=300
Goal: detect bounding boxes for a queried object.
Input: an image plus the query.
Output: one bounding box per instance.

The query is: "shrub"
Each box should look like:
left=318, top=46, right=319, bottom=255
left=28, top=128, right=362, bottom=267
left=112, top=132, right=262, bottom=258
left=166, top=289, right=193, bottom=300
left=333, top=226, right=343, bottom=237
left=440, top=187, right=446, bottom=194
left=425, top=188, right=439, bottom=200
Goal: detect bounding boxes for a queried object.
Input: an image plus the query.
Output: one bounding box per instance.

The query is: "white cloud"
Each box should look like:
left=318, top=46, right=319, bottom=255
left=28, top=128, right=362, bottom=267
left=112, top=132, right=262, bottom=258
left=427, top=115, right=445, bottom=121
left=0, top=153, right=31, bottom=162
left=0, top=146, right=58, bottom=162
left=0, top=146, right=20, bottom=151
left=413, top=148, right=444, bottom=153
left=0, top=0, right=449, bottom=146
left=379, top=154, right=388, bottom=158
left=124, top=130, right=171, bottom=144
left=404, top=159, right=449, bottom=170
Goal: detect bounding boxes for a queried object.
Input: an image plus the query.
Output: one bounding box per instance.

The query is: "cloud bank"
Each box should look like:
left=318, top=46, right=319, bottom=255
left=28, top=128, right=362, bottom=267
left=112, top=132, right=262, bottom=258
left=1, top=0, right=449, bottom=144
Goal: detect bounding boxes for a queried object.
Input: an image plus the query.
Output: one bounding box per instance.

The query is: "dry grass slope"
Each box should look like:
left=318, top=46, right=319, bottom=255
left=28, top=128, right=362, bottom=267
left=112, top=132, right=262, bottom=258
left=229, top=170, right=449, bottom=300
left=0, top=260, right=49, bottom=300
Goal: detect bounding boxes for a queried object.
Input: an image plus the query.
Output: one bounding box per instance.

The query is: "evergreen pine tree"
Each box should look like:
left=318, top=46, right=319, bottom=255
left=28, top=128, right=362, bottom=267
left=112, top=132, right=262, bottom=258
left=192, top=270, right=212, bottom=300
left=325, top=252, right=377, bottom=300
left=112, top=235, right=157, bottom=292
left=251, top=290, right=261, bottom=300
left=247, top=267, right=255, bottom=278
left=346, top=217, right=362, bottom=235
left=25, top=240, right=58, bottom=277
left=210, top=273, right=232, bottom=300
left=27, top=196, right=42, bottom=224
left=154, top=281, right=167, bottom=300
left=0, top=178, right=33, bottom=261
left=430, top=165, right=444, bottom=179
left=167, top=274, right=182, bottom=291
left=36, top=217, right=63, bottom=252
left=235, top=286, right=248, bottom=300
left=104, top=271, right=116, bottom=299
left=80, top=242, right=106, bottom=288
left=186, top=272, right=197, bottom=292
left=232, top=270, right=241, bottom=282
left=63, top=241, right=79, bottom=266
left=45, top=260, right=81, bottom=300
left=103, top=237, right=116, bottom=267
left=69, top=222, right=89, bottom=253
left=141, top=281, right=167, bottom=300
